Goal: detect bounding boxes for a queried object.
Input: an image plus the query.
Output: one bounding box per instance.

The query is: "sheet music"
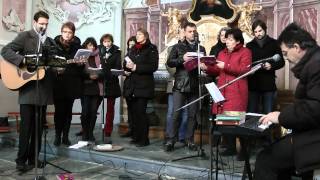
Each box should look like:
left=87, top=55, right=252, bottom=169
left=246, top=112, right=265, bottom=116
left=74, top=49, right=92, bottom=60
left=258, top=121, right=272, bottom=130
left=186, top=52, right=204, bottom=57
left=111, top=69, right=124, bottom=76
left=205, top=82, right=225, bottom=103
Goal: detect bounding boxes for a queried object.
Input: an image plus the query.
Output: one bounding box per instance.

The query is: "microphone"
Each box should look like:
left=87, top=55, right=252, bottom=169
left=39, top=27, right=46, bottom=35
left=54, top=55, right=66, bottom=60
left=252, top=54, right=281, bottom=65
left=194, top=32, right=199, bottom=44
left=25, top=54, right=42, bottom=58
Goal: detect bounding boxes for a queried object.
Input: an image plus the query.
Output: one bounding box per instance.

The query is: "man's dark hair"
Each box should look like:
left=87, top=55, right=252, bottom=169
left=82, top=37, right=98, bottom=49
left=33, top=10, right=49, bottom=21
left=252, top=19, right=267, bottom=32
left=183, top=22, right=196, bottom=30
left=225, top=28, right=244, bottom=44
left=278, top=23, right=317, bottom=50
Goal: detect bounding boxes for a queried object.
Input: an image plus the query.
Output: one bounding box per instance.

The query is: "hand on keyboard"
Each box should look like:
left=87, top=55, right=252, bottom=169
left=258, top=121, right=272, bottom=130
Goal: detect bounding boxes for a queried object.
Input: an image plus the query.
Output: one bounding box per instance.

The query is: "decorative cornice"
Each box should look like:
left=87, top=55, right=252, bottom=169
left=38, top=0, right=120, bottom=29
left=0, top=40, right=11, bottom=46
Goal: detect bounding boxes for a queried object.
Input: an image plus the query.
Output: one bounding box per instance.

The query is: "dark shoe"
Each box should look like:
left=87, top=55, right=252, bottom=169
left=129, top=139, right=138, bottom=144
left=104, top=136, right=112, bottom=144
left=220, top=148, right=237, bottom=156
left=16, top=162, right=25, bottom=171
left=164, top=142, right=174, bottom=152
left=82, top=135, right=89, bottom=141
left=62, top=138, right=71, bottom=146
left=28, top=160, right=45, bottom=168
left=16, top=163, right=33, bottom=172
left=135, top=141, right=150, bottom=147
left=187, top=142, right=198, bottom=151
left=120, top=131, right=132, bottom=138
left=54, top=136, right=61, bottom=146
left=75, top=131, right=83, bottom=136
left=88, top=135, right=96, bottom=142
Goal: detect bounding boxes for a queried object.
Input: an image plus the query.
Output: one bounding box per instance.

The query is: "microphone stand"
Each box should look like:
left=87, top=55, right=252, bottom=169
left=172, top=36, right=206, bottom=162
left=176, top=63, right=263, bottom=111
left=33, top=32, right=71, bottom=180
left=34, top=31, right=43, bottom=180
left=101, top=76, right=106, bottom=143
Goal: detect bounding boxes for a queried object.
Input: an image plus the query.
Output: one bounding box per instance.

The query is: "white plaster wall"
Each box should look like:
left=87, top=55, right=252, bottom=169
left=0, top=0, right=123, bottom=126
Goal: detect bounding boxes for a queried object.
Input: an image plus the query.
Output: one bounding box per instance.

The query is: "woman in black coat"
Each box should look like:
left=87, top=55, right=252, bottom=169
left=99, top=34, right=121, bottom=143
left=53, top=22, right=83, bottom=146
left=123, top=28, right=159, bottom=147
left=80, top=37, right=103, bottom=141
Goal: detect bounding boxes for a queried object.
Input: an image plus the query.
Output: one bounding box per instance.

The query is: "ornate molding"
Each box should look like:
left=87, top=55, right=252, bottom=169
left=2, top=9, right=25, bottom=32
left=0, top=39, right=11, bottom=46
left=38, top=0, right=120, bottom=29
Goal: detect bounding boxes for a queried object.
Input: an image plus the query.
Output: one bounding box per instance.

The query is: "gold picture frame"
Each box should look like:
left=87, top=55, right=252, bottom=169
left=188, top=0, right=238, bottom=25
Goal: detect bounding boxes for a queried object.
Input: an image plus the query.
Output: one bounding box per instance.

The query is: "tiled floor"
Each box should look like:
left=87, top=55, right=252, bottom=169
left=0, top=122, right=261, bottom=179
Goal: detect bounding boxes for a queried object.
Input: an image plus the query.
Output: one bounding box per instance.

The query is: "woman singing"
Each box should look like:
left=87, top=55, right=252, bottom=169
left=99, top=34, right=121, bottom=144
left=123, top=29, right=159, bottom=147
left=81, top=37, right=103, bottom=142
left=201, top=28, right=252, bottom=156
left=53, top=22, right=83, bottom=146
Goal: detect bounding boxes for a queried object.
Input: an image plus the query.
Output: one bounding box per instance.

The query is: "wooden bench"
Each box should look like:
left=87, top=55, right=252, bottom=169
left=8, top=112, right=82, bottom=132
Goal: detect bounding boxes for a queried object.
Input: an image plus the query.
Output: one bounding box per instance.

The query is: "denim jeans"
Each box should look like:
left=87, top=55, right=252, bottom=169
left=247, top=91, right=276, bottom=114
left=166, top=93, right=188, bottom=141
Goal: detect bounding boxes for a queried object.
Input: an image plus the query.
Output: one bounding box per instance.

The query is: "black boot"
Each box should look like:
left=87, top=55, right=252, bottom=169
left=54, top=135, right=61, bottom=146
left=62, top=123, right=71, bottom=145
left=62, top=137, right=71, bottom=145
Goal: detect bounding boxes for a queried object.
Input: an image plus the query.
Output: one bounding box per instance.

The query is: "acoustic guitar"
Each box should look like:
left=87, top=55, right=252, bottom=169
left=0, top=58, right=85, bottom=90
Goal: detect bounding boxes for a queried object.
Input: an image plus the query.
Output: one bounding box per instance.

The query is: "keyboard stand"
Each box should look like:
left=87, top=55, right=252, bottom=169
left=210, top=124, right=267, bottom=180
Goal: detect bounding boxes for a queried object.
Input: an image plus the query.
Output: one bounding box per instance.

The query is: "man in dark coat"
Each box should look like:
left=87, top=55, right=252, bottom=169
left=254, top=23, right=320, bottom=179
left=246, top=19, right=285, bottom=114
left=165, top=22, right=206, bottom=151
left=1, top=11, right=56, bottom=172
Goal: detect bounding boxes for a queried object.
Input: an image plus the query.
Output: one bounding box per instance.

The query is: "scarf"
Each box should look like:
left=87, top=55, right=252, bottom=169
left=87, top=49, right=104, bottom=96
left=135, top=42, right=144, bottom=49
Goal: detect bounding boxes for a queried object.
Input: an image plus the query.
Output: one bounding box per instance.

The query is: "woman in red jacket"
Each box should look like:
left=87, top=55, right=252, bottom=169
left=201, top=28, right=252, bottom=155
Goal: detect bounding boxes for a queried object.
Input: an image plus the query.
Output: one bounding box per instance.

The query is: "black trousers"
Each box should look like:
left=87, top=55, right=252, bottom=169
left=254, top=135, right=313, bottom=180
left=125, top=97, right=133, bottom=133
left=167, top=91, right=198, bottom=143
left=127, top=97, right=149, bottom=144
left=54, top=98, right=75, bottom=138
left=81, top=95, right=102, bottom=139
left=17, top=104, right=46, bottom=164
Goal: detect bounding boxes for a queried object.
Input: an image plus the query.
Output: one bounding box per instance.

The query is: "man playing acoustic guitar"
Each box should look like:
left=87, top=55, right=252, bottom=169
left=1, top=11, right=57, bottom=172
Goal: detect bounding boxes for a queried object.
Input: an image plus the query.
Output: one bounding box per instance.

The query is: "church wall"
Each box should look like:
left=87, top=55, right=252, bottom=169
left=0, top=0, right=123, bottom=125
left=0, top=0, right=319, bottom=130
